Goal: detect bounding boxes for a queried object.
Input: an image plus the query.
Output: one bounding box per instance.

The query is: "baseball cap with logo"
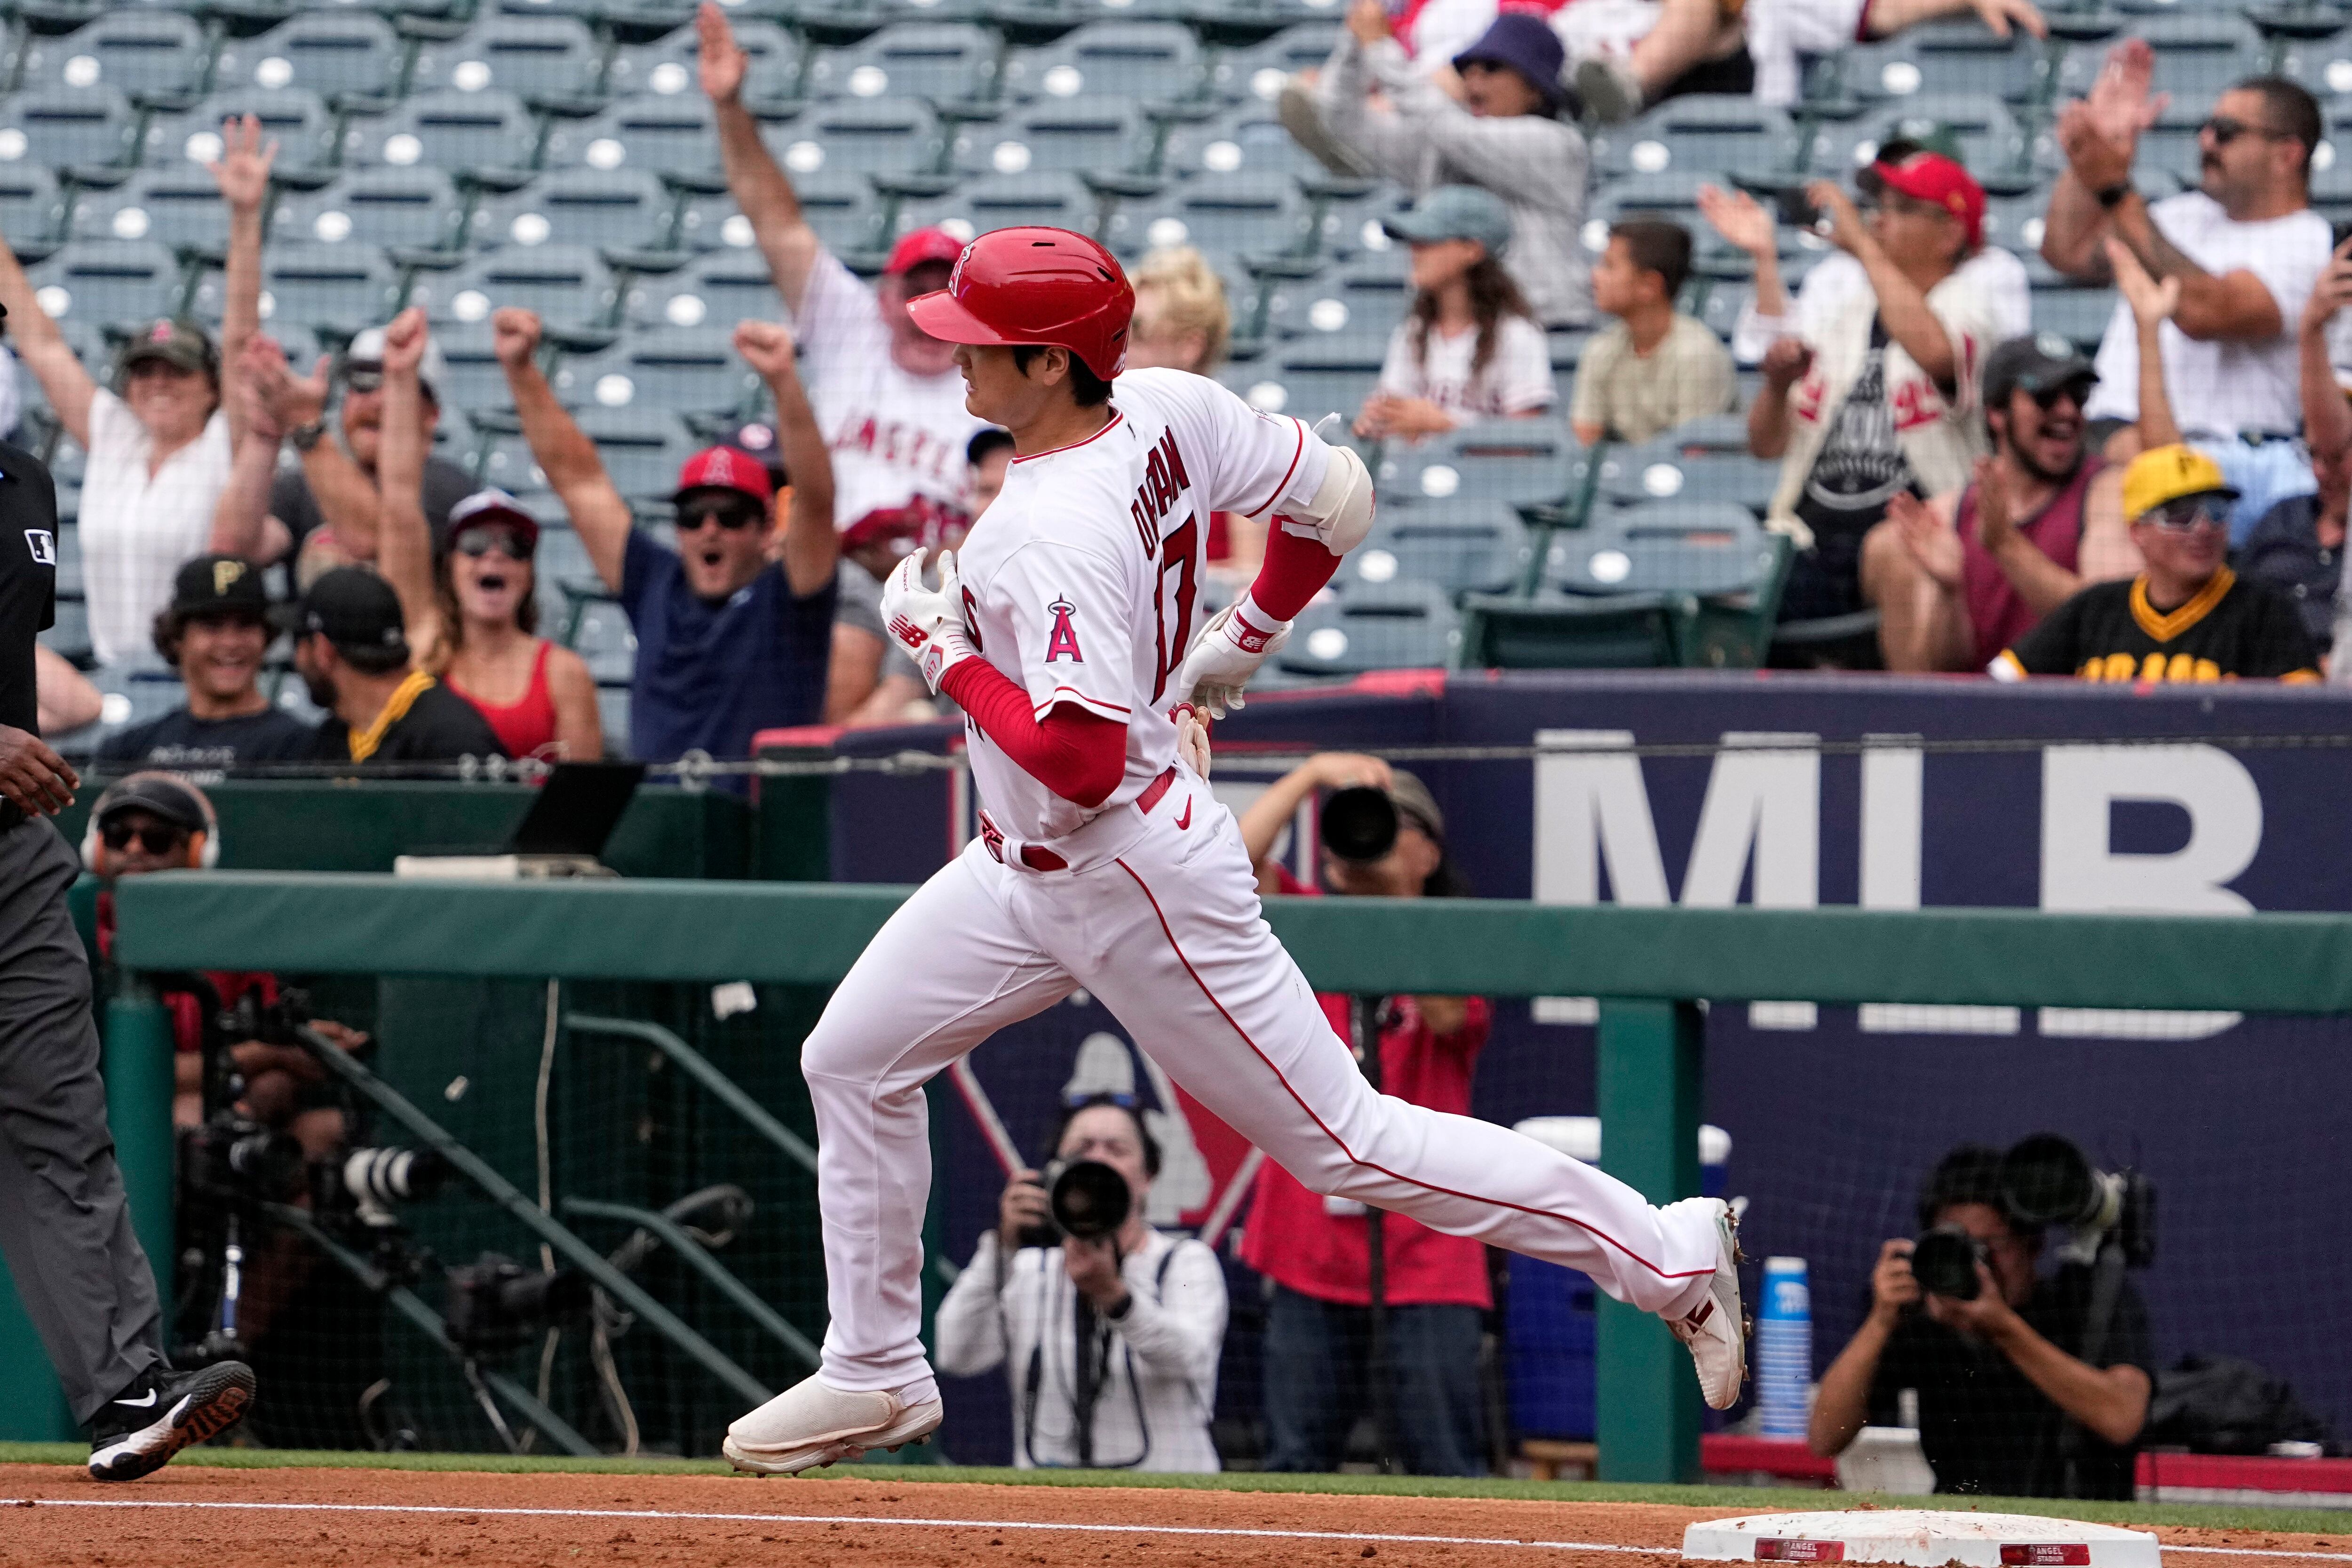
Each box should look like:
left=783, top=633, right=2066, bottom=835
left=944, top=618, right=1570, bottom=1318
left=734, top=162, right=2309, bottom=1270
left=1859, top=150, right=1985, bottom=248
left=672, top=446, right=775, bottom=506
left=446, top=488, right=541, bottom=552
left=270, top=566, right=410, bottom=658
left=2121, top=443, right=2239, bottom=523
left=347, top=324, right=448, bottom=405
left=1382, top=184, right=1515, bottom=258
left=166, top=553, right=270, bottom=622
left=117, top=318, right=219, bottom=381
left=885, top=227, right=966, bottom=278
left=1981, top=332, right=2098, bottom=410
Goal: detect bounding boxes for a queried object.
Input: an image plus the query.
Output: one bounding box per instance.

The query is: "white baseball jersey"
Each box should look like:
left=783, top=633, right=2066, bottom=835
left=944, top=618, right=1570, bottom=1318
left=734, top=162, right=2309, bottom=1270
left=796, top=253, right=989, bottom=531
left=954, top=367, right=1331, bottom=843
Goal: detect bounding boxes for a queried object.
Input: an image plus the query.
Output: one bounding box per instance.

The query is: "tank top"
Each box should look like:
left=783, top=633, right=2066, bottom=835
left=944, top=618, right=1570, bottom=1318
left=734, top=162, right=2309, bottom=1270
left=447, top=639, right=562, bottom=761
left=1960, top=457, right=2101, bottom=669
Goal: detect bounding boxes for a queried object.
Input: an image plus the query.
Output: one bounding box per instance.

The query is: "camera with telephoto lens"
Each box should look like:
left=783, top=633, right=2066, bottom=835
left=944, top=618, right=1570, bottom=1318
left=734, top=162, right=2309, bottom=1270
left=1320, top=786, right=1401, bottom=864
left=183, top=1112, right=308, bottom=1203
left=444, top=1252, right=592, bottom=1351
left=1912, top=1133, right=2155, bottom=1298
left=321, top=1146, right=451, bottom=1228
left=1014, top=1158, right=1133, bottom=1249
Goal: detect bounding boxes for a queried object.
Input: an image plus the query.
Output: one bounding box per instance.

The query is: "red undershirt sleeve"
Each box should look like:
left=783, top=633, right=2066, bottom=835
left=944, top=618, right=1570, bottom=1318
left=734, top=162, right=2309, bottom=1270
left=940, top=659, right=1128, bottom=808
left=1245, top=522, right=1344, bottom=622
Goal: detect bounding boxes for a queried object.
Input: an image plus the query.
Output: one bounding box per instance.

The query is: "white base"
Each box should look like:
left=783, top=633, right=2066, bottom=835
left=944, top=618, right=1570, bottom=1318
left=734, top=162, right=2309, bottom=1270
left=1680, top=1511, right=2161, bottom=1568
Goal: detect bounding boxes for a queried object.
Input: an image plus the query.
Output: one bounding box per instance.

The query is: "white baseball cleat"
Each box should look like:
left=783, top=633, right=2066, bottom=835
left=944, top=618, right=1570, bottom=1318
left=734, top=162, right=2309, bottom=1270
left=723, top=1374, right=944, bottom=1475
left=1666, top=1197, right=1748, bottom=1411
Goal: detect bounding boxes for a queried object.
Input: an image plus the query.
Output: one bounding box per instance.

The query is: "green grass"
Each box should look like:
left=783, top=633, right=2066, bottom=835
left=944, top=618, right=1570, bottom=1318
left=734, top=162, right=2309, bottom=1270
left=1, top=1443, right=2346, bottom=1536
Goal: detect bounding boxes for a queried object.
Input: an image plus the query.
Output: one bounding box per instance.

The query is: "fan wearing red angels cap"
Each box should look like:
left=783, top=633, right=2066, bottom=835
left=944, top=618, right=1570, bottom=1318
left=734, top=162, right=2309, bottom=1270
left=717, top=226, right=1747, bottom=1480
left=699, top=3, right=986, bottom=542
left=490, top=305, right=838, bottom=772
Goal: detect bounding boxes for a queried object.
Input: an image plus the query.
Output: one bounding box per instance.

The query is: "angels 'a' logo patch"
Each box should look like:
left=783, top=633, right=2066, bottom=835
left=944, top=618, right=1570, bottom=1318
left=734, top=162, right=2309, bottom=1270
left=23, top=529, right=54, bottom=567
left=1044, top=596, right=1084, bottom=663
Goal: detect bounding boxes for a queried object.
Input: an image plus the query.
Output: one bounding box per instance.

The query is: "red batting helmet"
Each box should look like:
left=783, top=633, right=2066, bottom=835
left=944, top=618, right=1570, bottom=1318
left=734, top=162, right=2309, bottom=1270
left=905, top=227, right=1134, bottom=381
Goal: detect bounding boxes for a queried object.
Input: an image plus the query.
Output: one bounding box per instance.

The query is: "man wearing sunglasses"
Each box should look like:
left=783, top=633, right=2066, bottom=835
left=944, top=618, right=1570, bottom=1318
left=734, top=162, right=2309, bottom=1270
left=2043, top=44, right=2330, bottom=539
left=1993, top=443, right=2320, bottom=682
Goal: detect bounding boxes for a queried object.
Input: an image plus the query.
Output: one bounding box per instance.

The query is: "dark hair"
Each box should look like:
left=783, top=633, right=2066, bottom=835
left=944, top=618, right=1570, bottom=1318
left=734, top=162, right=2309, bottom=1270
left=1409, top=255, right=1537, bottom=380
left=2238, top=76, right=2322, bottom=179
left=1611, top=217, right=1695, bottom=302
left=1012, top=343, right=1114, bottom=407
left=151, top=605, right=264, bottom=669
left=1915, top=1143, right=2010, bottom=1231
left=968, top=427, right=1016, bottom=468
left=1053, top=1093, right=1161, bottom=1178
left=333, top=637, right=410, bottom=677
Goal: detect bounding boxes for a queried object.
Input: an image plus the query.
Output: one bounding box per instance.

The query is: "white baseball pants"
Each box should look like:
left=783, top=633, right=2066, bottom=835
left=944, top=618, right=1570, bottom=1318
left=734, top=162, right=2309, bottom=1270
left=801, top=769, right=1723, bottom=1395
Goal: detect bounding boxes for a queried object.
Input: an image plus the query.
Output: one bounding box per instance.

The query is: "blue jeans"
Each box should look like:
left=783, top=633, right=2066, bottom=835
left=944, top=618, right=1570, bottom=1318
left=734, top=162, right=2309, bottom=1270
left=1260, top=1283, right=1488, bottom=1476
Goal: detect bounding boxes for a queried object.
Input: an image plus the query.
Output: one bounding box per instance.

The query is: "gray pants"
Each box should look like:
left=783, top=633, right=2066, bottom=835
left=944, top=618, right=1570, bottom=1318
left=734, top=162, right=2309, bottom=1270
left=0, top=820, right=163, bottom=1424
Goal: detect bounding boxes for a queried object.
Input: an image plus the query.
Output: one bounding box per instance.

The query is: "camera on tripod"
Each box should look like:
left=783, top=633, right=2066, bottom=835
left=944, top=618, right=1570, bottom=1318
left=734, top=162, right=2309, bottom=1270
left=1013, top=1158, right=1132, bottom=1249
left=1913, top=1133, right=2155, bottom=1299
left=444, top=1253, right=593, bottom=1352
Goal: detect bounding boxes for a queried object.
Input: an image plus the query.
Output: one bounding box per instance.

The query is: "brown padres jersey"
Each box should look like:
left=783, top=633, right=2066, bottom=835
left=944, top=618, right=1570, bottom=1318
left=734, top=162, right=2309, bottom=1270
left=1994, top=568, right=2321, bottom=685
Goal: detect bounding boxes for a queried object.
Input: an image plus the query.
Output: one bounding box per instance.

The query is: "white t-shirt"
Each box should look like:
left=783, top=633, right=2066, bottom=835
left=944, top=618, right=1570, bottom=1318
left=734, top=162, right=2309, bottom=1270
left=795, top=252, right=988, bottom=532
left=79, top=390, right=233, bottom=666
left=2083, top=194, right=2331, bottom=435
left=955, top=367, right=1332, bottom=842
left=1733, top=247, right=2031, bottom=366
left=1375, top=313, right=1557, bottom=423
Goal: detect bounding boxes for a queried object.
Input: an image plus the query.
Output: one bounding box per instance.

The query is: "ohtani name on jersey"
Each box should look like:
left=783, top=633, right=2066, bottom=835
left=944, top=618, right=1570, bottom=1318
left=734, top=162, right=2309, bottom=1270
left=1129, top=429, right=1192, bottom=559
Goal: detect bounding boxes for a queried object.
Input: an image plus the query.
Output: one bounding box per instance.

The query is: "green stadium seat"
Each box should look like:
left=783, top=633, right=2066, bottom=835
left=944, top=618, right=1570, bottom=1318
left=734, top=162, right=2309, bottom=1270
left=1211, top=23, right=1339, bottom=106
left=1001, top=23, right=1207, bottom=106
left=676, top=169, right=883, bottom=255
left=27, top=239, right=184, bottom=330
left=1380, top=420, right=1578, bottom=509
left=1458, top=589, right=1684, bottom=669
left=347, top=90, right=540, bottom=177
left=482, top=167, right=680, bottom=254
left=773, top=97, right=949, bottom=177
left=562, top=407, right=695, bottom=499
left=213, top=12, right=406, bottom=103
left=191, top=241, right=402, bottom=332
left=954, top=96, right=1153, bottom=178
left=1597, top=440, right=1779, bottom=513
left=551, top=327, right=762, bottom=417
left=1833, top=21, right=2041, bottom=106
left=1159, top=103, right=1326, bottom=182
left=273, top=167, right=469, bottom=253
left=1252, top=324, right=1389, bottom=422
left=1547, top=501, right=1775, bottom=599
left=1349, top=499, right=1532, bottom=596
left=543, top=94, right=727, bottom=180
left=2031, top=284, right=2117, bottom=352
left=0, top=164, right=68, bottom=247
left=18, top=13, right=217, bottom=102
left=144, top=89, right=339, bottom=178
left=422, top=319, right=515, bottom=413
left=413, top=245, right=621, bottom=330
left=1591, top=96, right=1802, bottom=180
left=411, top=16, right=610, bottom=105
left=1105, top=172, right=1311, bottom=260
left=1278, top=579, right=1462, bottom=676
left=894, top=170, right=1103, bottom=242
left=625, top=248, right=781, bottom=330
left=71, top=166, right=236, bottom=250
left=0, top=87, right=143, bottom=172
left=1809, top=95, right=2028, bottom=182
left=607, top=19, right=804, bottom=104
left=807, top=23, right=1003, bottom=107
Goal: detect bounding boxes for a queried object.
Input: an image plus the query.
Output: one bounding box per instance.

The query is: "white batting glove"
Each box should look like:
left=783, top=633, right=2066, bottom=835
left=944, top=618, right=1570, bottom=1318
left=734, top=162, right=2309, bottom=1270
left=882, top=548, right=977, bottom=696
left=1172, top=592, right=1289, bottom=719
left=1173, top=704, right=1212, bottom=779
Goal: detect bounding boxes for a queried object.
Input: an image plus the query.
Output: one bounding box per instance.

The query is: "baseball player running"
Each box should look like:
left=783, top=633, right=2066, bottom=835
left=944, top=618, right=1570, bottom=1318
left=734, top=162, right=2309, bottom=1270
left=723, top=228, right=1742, bottom=1474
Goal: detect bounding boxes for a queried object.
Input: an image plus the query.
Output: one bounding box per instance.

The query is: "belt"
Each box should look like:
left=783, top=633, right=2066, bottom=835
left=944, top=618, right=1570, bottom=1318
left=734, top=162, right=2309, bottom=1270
left=982, top=765, right=1181, bottom=875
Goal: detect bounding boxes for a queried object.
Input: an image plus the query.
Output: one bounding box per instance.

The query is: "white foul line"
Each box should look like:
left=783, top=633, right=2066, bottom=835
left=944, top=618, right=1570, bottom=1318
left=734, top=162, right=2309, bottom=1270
left=4, top=1498, right=2349, bottom=1563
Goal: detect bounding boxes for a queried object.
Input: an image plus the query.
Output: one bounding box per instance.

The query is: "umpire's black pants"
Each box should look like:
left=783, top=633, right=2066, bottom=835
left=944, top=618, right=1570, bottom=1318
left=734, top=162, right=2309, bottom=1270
left=0, top=819, right=164, bottom=1424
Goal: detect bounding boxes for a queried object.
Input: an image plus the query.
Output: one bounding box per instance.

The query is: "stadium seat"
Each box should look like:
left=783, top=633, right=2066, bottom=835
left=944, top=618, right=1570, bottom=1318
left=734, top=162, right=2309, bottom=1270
left=1457, top=588, right=1684, bottom=669
left=191, top=242, right=402, bottom=332
left=143, top=90, right=338, bottom=179
left=955, top=96, right=1152, bottom=178
left=1380, top=420, right=1577, bottom=509
left=2031, top=284, right=2119, bottom=350
left=0, top=164, right=67, bottom=247
left=27, top=239, right=183, bottom=328
left=1211, top=23, right=1339, bottom=105
left=1246, top=325, right=1389, bottom=421
left=1105, top=172, right=1311, bottom=260
left=1834, top=20, right=2041, bottom=105
left=482, top=167, right=679, bottom=253
left=542, top=94, right=726, bottom=180
left=18, top=12, right=216, bottom=102
left=273, top=167, right=469, bottom=254
left=411, top=16, right=609, bottom=105
left=481, top=406, right=692, bottom=498
left=0, top=88, right=142, bottom=172
left=1581, top=170, right=1712, bottom=255
left=1001, top=23, right=1207, bottom=106
left=772, top=97, right=949, bottom=177
left=1159, top=103, right=1326, bottom=182
left=607, top=19, right=804, bottom=104
left=895, top=170, right=1102, bottom=241
left=1548, top=501, right=1775, bottom=599
left=2112, top=14, right=2263, bottom=103
left=1597, top=439, right=1780, bottom=513
left=1277, top=579, right=1462, bottom=676
left=626, top=247, right=783, bottom=330
left=565, top=586, right=637, bottom=681
left=551, top=326, right=761, bottom=417
left=422, top=318, right=515, bottom=413
left=807, top=23, right=1003, bottom=107
left=412, top=245, right=621, bottom=330
left=1350, top=499, right=1533, bottom=595
left=212, top=12, right=406, bottom=103
left=347, top=90, right=540, bottom=177
left=675, top=168, right=882, bottom=255
left=70, top=166, right=235, bottom=251
left=1810, top=95, right=2029, bottom=182
left=1593, top=96, right=1803, bottom=179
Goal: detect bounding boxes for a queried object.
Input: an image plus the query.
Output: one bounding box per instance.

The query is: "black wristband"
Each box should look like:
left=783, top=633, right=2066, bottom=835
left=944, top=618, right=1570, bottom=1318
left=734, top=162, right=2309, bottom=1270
left=2095, top=181, right=2133, bottom=210
left=289, top=420, right=326, bottom=452
left=1104, top=1289, right=1134, bottom=1320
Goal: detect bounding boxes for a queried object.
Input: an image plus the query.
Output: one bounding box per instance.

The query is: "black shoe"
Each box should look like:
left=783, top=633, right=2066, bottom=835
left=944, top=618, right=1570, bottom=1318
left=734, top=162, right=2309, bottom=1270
left=87, top=1362, right=255, bottom=1482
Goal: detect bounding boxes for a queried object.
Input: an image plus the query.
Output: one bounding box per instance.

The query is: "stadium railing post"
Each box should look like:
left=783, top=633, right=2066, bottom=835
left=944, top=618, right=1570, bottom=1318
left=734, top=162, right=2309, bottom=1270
left=1594, top=998, right=1704, bottom=1484
left=103, top=983, right=176, bottom=1323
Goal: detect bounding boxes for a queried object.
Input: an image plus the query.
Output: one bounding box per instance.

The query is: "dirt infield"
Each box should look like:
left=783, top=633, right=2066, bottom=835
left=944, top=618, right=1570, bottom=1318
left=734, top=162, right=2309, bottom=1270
left=4, top=1467, right=2352, bottom=1568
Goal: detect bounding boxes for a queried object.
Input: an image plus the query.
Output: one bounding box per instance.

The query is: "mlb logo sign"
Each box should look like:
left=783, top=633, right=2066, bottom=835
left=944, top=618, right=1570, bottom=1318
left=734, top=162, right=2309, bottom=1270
left=24, top=529, right=55, bottom=566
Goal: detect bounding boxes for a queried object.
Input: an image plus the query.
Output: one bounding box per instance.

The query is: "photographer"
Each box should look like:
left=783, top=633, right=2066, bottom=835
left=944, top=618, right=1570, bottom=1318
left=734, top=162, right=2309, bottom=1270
left=1808, top=1144, right=2153, bottom=1499
left=934, top=1094, right=1227, bottom=1471
left=1235, top=758, right=1495, bottom=1476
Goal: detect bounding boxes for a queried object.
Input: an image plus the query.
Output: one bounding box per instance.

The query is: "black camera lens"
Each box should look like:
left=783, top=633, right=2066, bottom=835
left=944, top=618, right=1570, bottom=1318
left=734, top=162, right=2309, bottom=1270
left=1910, top=1226, right=1987, bottom=1299
left=2000, top=1133, right=2100, bottom=1231
left=1320, top=786, right=1399, bottom=864
left=1050, top=1159, right=1131, bottom=1242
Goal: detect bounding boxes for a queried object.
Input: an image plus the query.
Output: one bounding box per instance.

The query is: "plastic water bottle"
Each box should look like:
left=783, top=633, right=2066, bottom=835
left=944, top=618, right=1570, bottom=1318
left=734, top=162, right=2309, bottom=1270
left=1755, top=1256, right=1811, bottom=1438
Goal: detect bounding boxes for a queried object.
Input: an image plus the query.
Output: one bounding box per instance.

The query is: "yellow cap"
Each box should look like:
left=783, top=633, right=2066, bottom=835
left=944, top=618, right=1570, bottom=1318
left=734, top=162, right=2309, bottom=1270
left=2121, top=443, right=2238, bottom=522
